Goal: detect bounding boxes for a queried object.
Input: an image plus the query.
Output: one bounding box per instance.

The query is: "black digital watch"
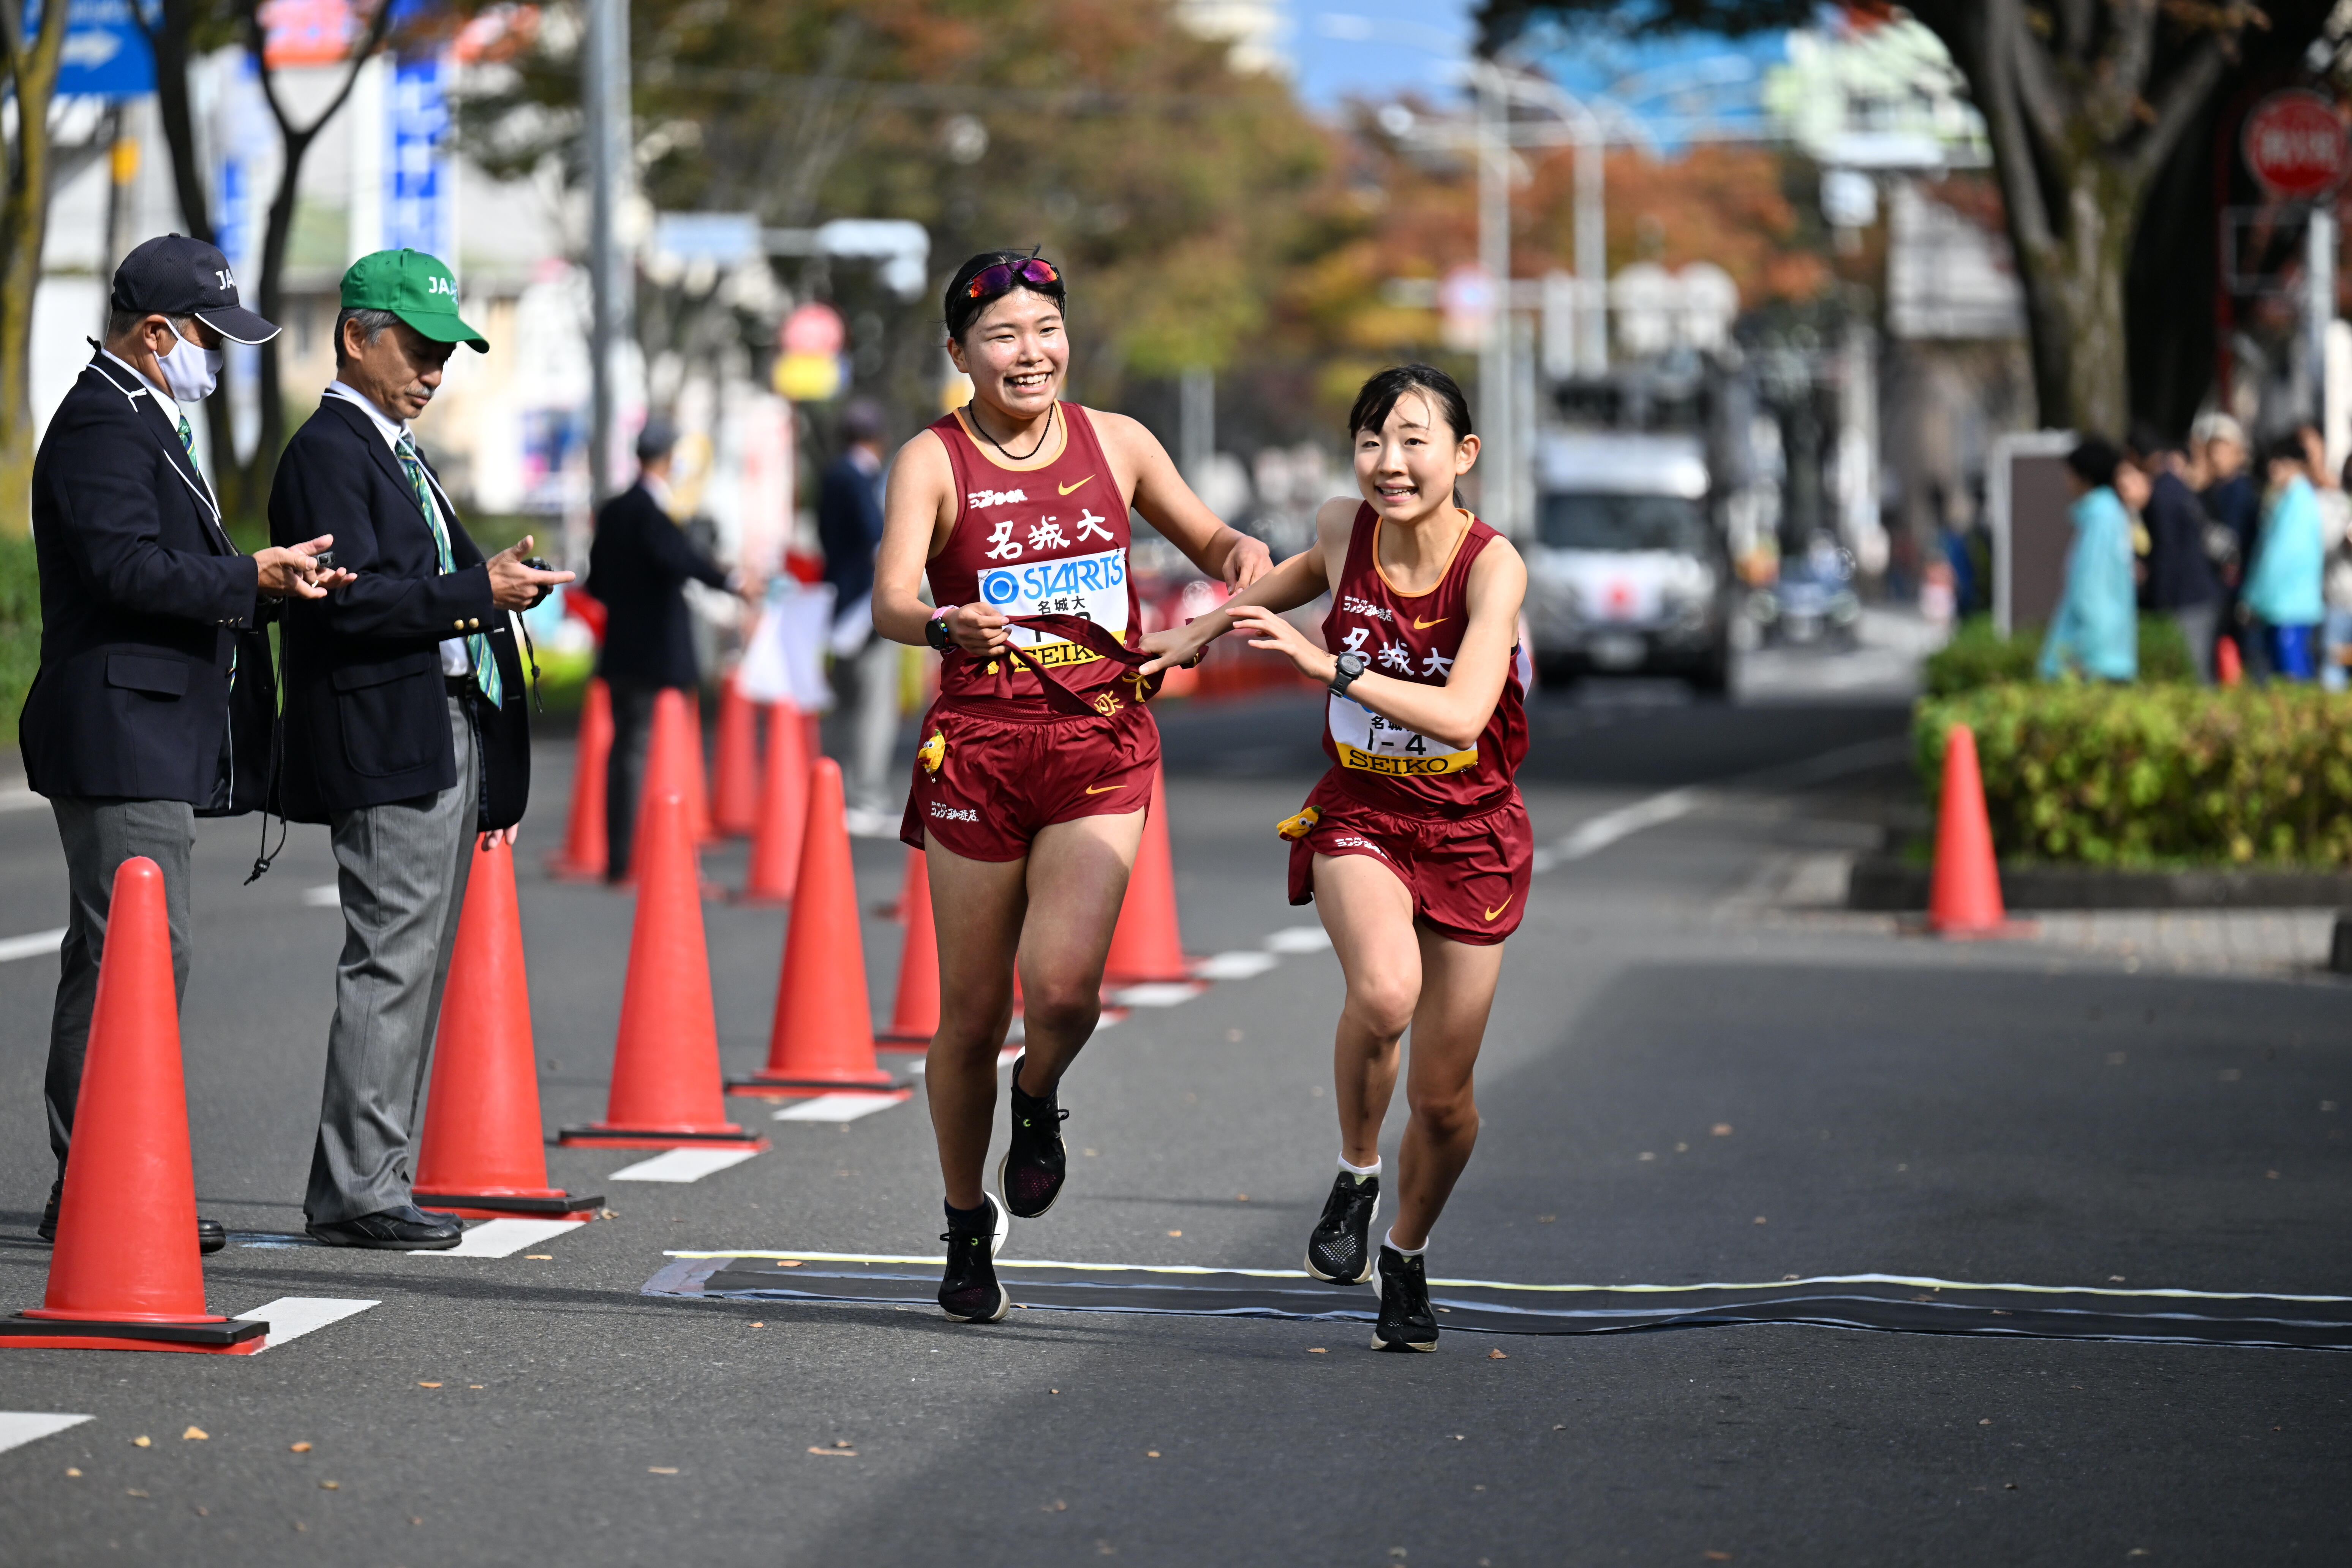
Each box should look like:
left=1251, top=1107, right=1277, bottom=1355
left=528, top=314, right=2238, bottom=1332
left=1329, top=650, right=1368, bottom=696
left=925, top=607, right=957, bottom=653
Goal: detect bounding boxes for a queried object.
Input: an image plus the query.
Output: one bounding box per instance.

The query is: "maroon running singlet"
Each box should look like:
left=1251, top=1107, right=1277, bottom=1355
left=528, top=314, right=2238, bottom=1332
left=900, top=402, right=1162, bottom=861
left=1285, top=503, right=1533, bottom=943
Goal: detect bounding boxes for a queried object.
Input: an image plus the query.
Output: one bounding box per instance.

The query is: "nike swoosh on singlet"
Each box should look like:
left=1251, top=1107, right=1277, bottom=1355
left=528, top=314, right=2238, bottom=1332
left=1085, top=782, right=1125, bottom=795
left=1414, top=615, right=1448, bottom=630
left=1058, top=475, right=1096, bottom=496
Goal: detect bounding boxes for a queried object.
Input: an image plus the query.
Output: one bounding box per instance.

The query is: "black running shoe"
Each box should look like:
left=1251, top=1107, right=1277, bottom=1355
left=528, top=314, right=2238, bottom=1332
left=1371, top=1244, right=1438, bottom=1352
left=938, top=1194, right=1011, bottom=1323
left=1304, top=1168, right=1380, bottom=1283
left=997, top=1055, right=1070, bottom=1219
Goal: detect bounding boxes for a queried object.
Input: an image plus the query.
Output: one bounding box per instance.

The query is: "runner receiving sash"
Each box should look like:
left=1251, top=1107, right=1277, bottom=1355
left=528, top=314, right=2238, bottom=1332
left=1140, top=365, right=1528, bottom=1351
left=873, top=251, right=1271, bottom=1322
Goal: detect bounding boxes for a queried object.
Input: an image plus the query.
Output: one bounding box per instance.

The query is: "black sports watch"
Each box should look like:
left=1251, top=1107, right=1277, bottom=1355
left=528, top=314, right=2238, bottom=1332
left=1329, top=650, right=1368, bottom=696
left=925, top=606, right=958, bottom=653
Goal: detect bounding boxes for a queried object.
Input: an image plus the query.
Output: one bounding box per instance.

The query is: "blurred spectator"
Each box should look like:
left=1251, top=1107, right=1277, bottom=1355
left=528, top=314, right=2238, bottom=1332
left=817, top=400, right=898, bottom=836
left=2297, top=427, right=2352, bottom=689
left=2040, top=437, right=2139, bottom=683
left=2127, top=426, right=2222, bottom=683
left=2244, top=432, right=2324, bottom=682
left=587, top=419, right=742, bottom=882
left=2192, top=412, right=2256, bottom=669
left=2328, top=452, right=2352, bottom=692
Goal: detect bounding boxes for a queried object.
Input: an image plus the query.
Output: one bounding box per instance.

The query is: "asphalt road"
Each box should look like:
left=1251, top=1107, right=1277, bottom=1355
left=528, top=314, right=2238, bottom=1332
left=0, top=666, right=2346, bottom=1567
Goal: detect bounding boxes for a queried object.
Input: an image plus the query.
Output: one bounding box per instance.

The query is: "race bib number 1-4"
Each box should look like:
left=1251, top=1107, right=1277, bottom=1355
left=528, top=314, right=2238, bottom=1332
left=1327, top=694, right=1478, bottom=777
left=979, top=548, right=1129, bottom=670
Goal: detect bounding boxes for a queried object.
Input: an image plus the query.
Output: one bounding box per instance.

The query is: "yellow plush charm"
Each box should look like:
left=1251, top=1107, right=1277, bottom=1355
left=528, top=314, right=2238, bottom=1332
left=918, top=730, right=947, bottom=776
left=1275, top=804, right=1322, bottom=841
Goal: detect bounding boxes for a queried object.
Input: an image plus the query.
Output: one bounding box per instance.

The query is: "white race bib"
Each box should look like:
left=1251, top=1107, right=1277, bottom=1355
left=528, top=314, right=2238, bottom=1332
left=1327, top=694, right=1478, bottom=778
left=977, top=548, right=1129, bottom=671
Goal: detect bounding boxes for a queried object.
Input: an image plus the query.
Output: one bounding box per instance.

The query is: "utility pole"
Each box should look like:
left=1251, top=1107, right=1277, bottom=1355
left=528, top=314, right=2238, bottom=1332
left=583, top=0, right=632, bottom=510
left=1474, top=62, right=1514, bottom=536
left=2308, top=203, right=2336, bottom=443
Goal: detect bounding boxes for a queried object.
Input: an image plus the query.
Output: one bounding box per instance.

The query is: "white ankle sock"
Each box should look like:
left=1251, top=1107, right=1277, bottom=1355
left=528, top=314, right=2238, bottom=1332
left=1383, top=1228, right=1426, bottom=1257
left=1338, top=1154, right=1380, bottom=1179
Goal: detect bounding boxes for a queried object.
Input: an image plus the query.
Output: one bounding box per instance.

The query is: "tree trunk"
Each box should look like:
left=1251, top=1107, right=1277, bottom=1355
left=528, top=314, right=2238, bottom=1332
left=2009, top=160, right=2141, bottom=436
left=0, top=0, right=74, bottom=538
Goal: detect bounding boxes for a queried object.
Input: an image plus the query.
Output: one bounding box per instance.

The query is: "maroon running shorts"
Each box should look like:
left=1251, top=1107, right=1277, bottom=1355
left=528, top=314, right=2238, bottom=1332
left=1284, top=774, right=1533, bottom=945
left=900, top=699, right=1161, bottom=863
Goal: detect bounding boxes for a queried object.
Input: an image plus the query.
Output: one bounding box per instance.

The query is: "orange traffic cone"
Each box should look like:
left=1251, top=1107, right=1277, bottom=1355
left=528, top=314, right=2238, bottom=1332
left=887, top=839, right=924, bottom=920
left=1926, top=723, right=2025, bottom=938
left=737, top=695, right=808, bottom=905
left=414, top=838, right=602, bottom=1219
left=732, top=759, right=903, bottom=1096
left=1103, top=764, right=1192, bottom=984
left=560, top=791, right=765, bottom=1148
left=2218, top=633, right=2245, bottom=687
left=712, top=673, right=760, bottom=838
left=684, top=695, right=716, bottom=844
left=625, top=688, right=694, bottom=881
left=1, top=858, right=264, bottom=1353
left=877, top=847, right=939, bottom=1047
left=547, top=677, right=613, bottom=880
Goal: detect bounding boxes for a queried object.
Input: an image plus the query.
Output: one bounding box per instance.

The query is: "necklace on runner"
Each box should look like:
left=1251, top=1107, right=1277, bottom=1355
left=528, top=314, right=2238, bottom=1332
left=974, top=400, right=1055, bottom=463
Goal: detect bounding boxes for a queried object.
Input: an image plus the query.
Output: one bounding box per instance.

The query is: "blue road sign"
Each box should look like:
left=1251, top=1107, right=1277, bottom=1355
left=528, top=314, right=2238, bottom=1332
left=22, top=0, right=156, bottom=100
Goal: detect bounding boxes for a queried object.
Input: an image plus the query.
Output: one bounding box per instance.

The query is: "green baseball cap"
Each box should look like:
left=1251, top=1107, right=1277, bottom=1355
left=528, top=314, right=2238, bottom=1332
left=340, top=249, right=488, bottom=352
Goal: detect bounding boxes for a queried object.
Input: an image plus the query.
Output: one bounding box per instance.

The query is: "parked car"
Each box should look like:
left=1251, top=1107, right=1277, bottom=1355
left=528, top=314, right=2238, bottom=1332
left=1524, top=430, right=1735, bottom=692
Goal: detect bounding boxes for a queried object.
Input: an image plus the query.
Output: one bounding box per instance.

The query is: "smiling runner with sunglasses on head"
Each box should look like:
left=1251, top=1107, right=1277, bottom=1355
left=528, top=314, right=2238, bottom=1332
left=873, top=250, right=1272, bottom=1323
left=1140, top=364, right=1529, bottom=1352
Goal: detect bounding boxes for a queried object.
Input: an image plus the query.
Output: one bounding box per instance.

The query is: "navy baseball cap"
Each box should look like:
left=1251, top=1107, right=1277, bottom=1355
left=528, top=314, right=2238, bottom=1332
left=110, top=234, right=278, bottom=345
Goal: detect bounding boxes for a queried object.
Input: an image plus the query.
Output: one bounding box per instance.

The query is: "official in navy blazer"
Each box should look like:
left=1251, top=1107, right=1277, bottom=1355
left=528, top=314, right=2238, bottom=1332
left=269, top=248, right=570, bottom=1251
left=20, top=235, right=346, bottom=1252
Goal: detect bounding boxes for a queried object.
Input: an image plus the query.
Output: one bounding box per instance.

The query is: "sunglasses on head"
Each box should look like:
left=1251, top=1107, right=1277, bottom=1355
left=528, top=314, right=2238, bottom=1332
left=963, top=258, right=1061, bottom=300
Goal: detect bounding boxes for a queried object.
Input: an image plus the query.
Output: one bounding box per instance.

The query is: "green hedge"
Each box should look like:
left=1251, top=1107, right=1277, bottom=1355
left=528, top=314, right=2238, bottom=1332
left=0, top=536, right=37, bottom=749
left=1916, top=683, right=2352, bottom=866
left=1922, top=613, right=2195, bottom=697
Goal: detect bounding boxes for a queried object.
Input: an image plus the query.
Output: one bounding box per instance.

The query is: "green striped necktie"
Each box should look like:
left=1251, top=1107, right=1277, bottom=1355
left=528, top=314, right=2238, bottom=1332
left=394, top=431, right=502, bottom=708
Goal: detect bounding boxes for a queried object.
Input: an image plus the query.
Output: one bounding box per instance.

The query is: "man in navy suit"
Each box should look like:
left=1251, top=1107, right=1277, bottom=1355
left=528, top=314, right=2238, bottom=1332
left=21, top=234, right=348, bottom=1251
left=270, top=248, right=569, bottom=1250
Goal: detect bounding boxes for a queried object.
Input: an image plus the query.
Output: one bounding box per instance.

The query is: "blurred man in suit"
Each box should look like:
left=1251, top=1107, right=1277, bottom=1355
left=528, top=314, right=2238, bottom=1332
left=818, top=400, right=898, bottom=834
left=21, top=234, right=347, bottom=1250
left=271, top=248, right=569, bottom=1250
left=584, top=419, right=741, bottom=882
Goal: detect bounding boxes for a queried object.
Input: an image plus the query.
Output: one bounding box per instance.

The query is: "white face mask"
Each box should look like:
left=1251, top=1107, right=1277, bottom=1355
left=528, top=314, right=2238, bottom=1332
left=153, top=322, right=223, bottom=403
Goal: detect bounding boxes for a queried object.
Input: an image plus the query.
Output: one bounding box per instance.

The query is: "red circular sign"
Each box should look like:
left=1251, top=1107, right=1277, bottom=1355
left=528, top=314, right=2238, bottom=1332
left=779, top=302, right=846, bottom=357
left=2243, top=89, right=2349, bottom=201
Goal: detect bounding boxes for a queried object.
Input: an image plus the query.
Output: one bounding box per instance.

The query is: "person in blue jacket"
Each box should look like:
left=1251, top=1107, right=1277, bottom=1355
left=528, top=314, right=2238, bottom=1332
left=2040, top=437, right=2138, bottom=683
left=2243, top=432, right=2326, bottom=682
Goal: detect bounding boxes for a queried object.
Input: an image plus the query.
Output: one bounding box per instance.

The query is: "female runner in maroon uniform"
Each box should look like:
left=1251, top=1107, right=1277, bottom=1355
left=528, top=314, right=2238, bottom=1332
left=1141, top=365, right=1526, bottom=1351
left=873, top=251, right=1270, bottom=1322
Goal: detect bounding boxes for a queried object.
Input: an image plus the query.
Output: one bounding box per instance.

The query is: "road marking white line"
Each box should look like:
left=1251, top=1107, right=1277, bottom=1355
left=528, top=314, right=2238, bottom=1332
left=1106, top=982, right=1205, bottom=1008
left=607, top=1148, right=762, bottom=1183
left=0, top=1413, right=92, bottom=1454
left=1193, top=951, right=1279, bottom=980
left=0, top=928, right=65, bottom=964
left=1552, top=788, right=1702, bottom=862
left=235, top=1297, right=378, bottom=1351
left=421, top=1218, right=587, bottom=1257
left=301, top=884, right=340, bottom=907
left=1262, top=926, right=1331, bottom=954
left=773, top=1093, right=903, bottom=1123
left=0, top=788, right=45, bottom=815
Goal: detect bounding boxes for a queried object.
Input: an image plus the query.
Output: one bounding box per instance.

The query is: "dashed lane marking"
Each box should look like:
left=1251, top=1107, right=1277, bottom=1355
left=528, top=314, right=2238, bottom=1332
left=302, top=884, right=341, bottom=907
left=421, top=1218, right=589, bottom=1257
left=0, top=928, right=65, bottom=964
left=0, top=1413, right=92, bottom=1454
left=1108, top=982, right=1207, bottom=1008
left=1261, top=925, right=1331, bottom=954
left=607, top=1148, right=763, bottom=1183
left=235, top=1297, right=378, bottom=1351
left=1193, top=950, right=1279, bottom=980
left=773, top=1093, right=903, bottom=1124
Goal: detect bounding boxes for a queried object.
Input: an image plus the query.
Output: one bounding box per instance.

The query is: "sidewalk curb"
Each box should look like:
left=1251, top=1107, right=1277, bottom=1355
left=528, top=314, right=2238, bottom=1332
left=1849, top=854, right=2352, bottom=912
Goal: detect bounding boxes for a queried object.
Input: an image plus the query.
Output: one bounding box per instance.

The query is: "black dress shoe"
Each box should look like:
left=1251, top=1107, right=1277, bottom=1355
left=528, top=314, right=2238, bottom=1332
left=38, top=1179, right=226, bottom=1254
left=305, top=1204, right=464, bottom=1251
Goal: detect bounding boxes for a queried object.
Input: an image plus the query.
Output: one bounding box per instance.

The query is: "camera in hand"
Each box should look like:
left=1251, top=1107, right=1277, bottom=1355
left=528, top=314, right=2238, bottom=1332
left=521, top=557, right=557, bottom=611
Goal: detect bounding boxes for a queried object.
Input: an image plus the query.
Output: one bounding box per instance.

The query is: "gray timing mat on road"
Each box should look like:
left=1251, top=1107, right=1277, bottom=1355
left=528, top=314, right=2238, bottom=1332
left=645, top=1253, right=2352, bottom=1351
